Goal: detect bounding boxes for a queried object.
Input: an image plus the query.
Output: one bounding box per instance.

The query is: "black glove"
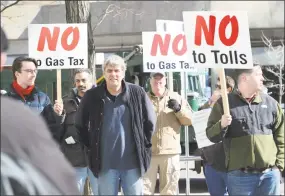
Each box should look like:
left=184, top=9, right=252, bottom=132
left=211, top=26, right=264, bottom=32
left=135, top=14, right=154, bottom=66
left=167, top=99, right=181, bottom=113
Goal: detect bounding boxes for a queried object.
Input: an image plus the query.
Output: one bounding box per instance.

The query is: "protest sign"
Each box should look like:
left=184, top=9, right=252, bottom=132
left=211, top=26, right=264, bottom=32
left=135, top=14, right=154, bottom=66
left=28, top=23, right=88, bottom=70
left=144, top=11, right=253, bottom=114
left=182, top=11, right=253, bottom=68
left=182, top=11, right=253, bottom=114
left=191, top=108, right=214, bottom=148
left=143, top=12, right=253, bottom=73
left=28, top=23, right=88, bottom=100
left=156, top=20, right=185, bottom=91
left=142, top=32, right=192, bottom=72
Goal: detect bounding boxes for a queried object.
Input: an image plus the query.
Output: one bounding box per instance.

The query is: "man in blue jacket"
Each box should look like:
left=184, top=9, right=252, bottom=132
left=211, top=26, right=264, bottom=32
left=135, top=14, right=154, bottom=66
left=6, top=56, right=64, bottom=143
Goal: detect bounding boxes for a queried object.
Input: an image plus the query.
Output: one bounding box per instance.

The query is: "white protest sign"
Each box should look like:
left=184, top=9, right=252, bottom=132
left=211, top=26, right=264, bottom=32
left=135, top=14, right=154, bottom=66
left=191, top=108, right=214, bottom=148
left=155, top=20, right=186, bottom=91
left=182, top=11, right=253, bottom=68
left=143, top=20, right=191, bottom=72
left=28, top=23, right=88, bottom=70
left=143, top=12, right=253, bottom=72
left=142, top=31, right=194, bottom=72
left=156, top=20, right=207, bottom=74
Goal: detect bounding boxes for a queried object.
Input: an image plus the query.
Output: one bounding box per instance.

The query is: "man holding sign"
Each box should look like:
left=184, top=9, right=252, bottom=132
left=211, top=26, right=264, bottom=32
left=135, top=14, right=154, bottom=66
left=6, top=56, right=65, bottom=143
left=55, top=68, right=98, bottom=195
left=206, top=64, right=284, bottom=195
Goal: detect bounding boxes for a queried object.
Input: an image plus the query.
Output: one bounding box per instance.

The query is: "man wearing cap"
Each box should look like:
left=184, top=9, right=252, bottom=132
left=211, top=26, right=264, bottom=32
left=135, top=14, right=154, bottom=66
left=143, top=72, right=192, bottom=195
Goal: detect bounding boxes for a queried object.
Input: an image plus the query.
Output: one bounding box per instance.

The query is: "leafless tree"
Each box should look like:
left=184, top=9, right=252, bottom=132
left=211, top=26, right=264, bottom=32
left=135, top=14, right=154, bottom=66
left=261, top=31, right=284, bottom=104
left=65, top=1, right=96, bottom=84
left=65, top=1, right=144, bottom=85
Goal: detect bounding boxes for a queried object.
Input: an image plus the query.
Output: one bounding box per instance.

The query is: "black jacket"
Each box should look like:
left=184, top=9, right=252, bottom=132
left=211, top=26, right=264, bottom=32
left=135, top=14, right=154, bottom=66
left=75, top=81, right=156, bottom=177
left=6, top=85, right=64, bottom=143
left=61, top=88, right=88, bottom=167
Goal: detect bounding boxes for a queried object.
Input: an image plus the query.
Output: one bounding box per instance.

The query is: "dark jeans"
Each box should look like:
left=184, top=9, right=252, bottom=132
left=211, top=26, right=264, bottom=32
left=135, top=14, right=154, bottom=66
left=227, top=168, right=281, bottom=195
left=204, top=163, right=228, bottom=196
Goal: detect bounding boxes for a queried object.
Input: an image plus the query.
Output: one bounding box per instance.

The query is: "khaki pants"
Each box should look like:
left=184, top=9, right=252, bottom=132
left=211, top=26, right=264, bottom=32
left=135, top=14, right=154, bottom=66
left=143, top=154, right=180, bottom=195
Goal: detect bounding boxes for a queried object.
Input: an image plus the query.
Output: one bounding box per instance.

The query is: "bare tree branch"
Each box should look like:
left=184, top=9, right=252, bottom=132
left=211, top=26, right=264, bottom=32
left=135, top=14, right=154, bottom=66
left=264, top=67, right=285, bottom=79
left=261, top=31, right=285, bottom=104
left=1, top=0, right=21, bottom=13
left=270, top=84, right=284, bottom=89
left=92, top=4, right=117, bottom=31
left=92, top=3, right=144, bottom=32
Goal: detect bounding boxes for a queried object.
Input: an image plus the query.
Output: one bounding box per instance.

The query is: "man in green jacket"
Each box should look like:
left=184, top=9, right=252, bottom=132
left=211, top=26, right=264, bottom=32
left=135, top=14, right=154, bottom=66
left=206, top=64, right=284, bottom=195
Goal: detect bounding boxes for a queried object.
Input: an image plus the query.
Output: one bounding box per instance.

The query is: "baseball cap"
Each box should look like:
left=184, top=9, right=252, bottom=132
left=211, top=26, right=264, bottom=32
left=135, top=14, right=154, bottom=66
left=150, top=72, right=166, bottom=78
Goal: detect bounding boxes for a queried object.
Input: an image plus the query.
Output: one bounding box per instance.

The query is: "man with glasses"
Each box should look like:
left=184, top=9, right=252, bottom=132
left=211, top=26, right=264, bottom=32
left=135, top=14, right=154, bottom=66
left=6, top=56, right=64, bottom=143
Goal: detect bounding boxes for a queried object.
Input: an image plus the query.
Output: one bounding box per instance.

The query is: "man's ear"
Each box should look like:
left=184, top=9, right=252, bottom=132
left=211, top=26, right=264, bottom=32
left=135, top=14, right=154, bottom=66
left=15, top=71, right=20, bottom=79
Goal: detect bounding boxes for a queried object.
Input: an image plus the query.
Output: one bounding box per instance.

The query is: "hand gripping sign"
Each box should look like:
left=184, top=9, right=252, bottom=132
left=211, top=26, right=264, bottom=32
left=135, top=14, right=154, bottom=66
left=28, top=23, right=88, bottom=101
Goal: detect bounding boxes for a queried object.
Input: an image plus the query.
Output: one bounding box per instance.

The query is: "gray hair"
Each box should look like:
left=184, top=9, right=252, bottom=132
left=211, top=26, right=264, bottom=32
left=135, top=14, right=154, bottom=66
left=102, top=54, right=126, bottom=72
left=73, top=68, right=92, bottom=80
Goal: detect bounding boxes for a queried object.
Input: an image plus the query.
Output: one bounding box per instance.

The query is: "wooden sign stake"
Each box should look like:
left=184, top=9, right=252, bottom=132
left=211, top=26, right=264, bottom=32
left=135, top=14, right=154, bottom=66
left=56, top=69, right=62, bottom=101
left=218, top=68, right=230, bottom=115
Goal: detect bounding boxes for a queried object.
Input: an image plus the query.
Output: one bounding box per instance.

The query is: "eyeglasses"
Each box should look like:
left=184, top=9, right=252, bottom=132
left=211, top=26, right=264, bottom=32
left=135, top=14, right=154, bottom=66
left=21, top=69, right=38, bottom=74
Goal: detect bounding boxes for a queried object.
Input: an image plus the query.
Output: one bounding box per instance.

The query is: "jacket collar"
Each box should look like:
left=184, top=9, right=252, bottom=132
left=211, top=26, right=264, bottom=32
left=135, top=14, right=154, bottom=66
left=148, top=88, right=169, bottom=99
left=99, top=80, right=129, bottom=103
left=64, top=88, right=78, bottom=100
left=234, top=90, right=263, bottom=104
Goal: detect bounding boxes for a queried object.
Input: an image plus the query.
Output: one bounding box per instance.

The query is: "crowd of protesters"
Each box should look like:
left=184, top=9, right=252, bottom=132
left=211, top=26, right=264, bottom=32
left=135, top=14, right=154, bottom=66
left=1, top=26, right=284, bottom=196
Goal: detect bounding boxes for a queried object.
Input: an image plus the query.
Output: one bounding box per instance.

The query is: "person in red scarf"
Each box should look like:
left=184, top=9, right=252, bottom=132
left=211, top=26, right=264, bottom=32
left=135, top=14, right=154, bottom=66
left=6, top=56, right=65, bottom=143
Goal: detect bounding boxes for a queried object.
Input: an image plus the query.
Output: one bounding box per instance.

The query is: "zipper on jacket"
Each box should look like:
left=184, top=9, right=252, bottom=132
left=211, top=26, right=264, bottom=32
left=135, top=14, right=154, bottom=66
left=95, top=98, right=105, bottom=172
left=157, top=97, right=161, bottom=153
left=253, top=134, right=256, bottom=168
left=249, top=102, right=256, bottom=168
left=127, top=101, right=143, bottom=174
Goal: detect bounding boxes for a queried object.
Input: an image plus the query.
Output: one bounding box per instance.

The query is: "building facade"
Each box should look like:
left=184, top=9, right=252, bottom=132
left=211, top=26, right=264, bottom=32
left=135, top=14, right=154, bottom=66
left=1, top=1, right=284, bottom=101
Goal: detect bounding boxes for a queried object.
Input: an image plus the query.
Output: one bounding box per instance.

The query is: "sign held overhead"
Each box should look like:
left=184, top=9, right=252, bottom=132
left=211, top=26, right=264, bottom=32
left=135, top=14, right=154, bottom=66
left=182, top=11, right=253, bottom=68
left=143, top=32, right=193, bottom=72
left=143, top=11, right=253, bottom=72
left=28, top=23, right=88, bottom=69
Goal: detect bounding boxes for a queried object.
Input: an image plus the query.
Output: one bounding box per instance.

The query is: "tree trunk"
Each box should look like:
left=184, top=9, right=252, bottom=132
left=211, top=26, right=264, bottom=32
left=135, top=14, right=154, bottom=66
left=65, top=2, right=95, bottom=195
left=279, top=64, right=283, bottom=104
left=65, top=1, right=96, bottom=86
